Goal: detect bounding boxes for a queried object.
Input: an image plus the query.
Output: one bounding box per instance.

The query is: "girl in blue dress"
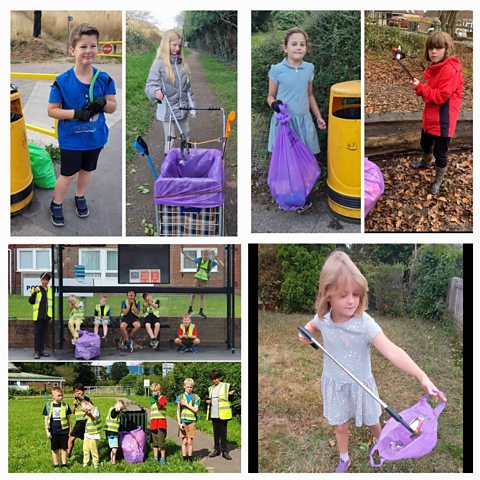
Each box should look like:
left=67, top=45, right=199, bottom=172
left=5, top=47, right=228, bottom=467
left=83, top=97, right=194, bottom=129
left=267, top=27, right=326, bottom=213
left=299, top=250, right=445, bottom=472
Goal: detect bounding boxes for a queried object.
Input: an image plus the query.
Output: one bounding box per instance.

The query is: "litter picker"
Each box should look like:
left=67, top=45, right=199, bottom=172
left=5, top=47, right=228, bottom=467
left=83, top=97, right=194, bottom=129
left=133, top=136, right=158, bottom=180
left=298, top=326, right=418, bottom=436
left=391, top=46, right=415, bottom=81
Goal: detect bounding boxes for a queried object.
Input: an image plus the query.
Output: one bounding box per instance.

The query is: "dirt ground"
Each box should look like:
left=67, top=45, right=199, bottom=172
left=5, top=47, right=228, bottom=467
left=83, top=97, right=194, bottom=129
left=126, top=50, right=237, bottom=236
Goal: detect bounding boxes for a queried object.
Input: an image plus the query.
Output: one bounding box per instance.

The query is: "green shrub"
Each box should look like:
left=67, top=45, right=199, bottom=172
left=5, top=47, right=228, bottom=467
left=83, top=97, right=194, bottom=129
left=258, top=245, right=282, bottom=310
left=271, top=11, right=311, bottom=31
left=370, top=263, right=406, bottom=316
left=408, top=245, right=463, bottom=321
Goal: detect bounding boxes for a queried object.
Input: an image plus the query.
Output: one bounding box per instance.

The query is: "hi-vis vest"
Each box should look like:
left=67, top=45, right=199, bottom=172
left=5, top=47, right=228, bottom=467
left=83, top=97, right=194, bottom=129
left=85, top=409, right=102, bottom=435
left=144, top=302, right=160, bottom=318
left=121, top=299, right=139, bottom=317
left=180, top=323, right=195, bottom=337
left=69, top=301, right=84, bottom=321
left=151, top=396, right=167, bottom=421
left=180, top=393, right=200, bottom=422
left=47, top=401, right=69, bottom=430
left=207, top=382, right=232, bottom=420
left=194, top=258, right=213, bottom=282
left=74, top=400, right=88, bottom=422
left=95, top=304, right=110, bottom=318
left=31, top=286, right=53, bottom=321
left=105, top=407, right=121, bottom=433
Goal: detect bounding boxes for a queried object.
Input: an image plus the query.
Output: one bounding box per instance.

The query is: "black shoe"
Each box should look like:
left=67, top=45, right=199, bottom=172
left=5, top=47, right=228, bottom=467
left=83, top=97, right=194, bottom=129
left=187, top=306, right=193, bottom=314
left=61, top=464, right=69, bottom=468
left=39, top=351, right=50, bottom=357
left=182, top=456, right=188, bottom=462
left=188, top=456, right=193, bottom=462
left=33, top=352, right=40, bottom=359
left=199, top=310, right=207, bottom=319
left=75, top=196, right=89, bottom=217
left=208, top=450, right=221, bottom=458
left=50, top=201, right=65, bottom=227
left=222, top=452, right=232, bottom=460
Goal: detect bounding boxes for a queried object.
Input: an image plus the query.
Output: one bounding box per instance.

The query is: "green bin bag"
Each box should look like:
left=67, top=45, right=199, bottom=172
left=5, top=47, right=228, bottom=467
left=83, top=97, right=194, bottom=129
left=28, top=144, right=56, bottom=189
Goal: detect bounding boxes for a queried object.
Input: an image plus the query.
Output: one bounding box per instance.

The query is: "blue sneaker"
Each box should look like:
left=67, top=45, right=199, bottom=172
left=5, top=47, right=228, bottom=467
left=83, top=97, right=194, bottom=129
left=50, top=201, right=65, bottom=227
left=160, top=457, right=166, bottom=465
left=126, top=339, right=133, bottom=352
left=177, top=345, right=188, bottom=353
left=75, top=196, right=89, bottom=218
left=191, top=346, right=199, bottom=353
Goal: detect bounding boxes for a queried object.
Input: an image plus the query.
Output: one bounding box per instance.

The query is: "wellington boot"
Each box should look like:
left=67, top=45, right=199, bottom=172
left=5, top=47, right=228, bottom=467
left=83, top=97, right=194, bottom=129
left=410, top=152, right=433, bottom=169
left=431, top=166, right=447, bottom=194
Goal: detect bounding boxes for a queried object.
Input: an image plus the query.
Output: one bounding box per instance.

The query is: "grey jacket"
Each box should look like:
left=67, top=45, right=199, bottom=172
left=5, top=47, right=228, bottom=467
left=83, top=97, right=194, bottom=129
left=145, top=55, right=195, bottom=121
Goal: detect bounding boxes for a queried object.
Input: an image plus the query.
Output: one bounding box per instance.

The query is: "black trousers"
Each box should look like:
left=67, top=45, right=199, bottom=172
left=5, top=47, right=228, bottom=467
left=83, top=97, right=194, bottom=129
left=34, top=317, right=49, bottom=353
left=420, top=129, right=451, bottom=168
left=211, top=418, right=229, bottom=452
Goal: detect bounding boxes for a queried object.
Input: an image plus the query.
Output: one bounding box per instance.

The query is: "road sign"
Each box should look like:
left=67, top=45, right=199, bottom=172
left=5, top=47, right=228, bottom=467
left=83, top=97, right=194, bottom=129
left=102, top=43, right=113, bottom=54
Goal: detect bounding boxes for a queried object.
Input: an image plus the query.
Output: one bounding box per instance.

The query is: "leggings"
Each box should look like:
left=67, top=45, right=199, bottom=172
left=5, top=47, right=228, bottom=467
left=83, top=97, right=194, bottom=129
left=68, top=318, right=83, bottom=339
left=420, top=129, right=451, bottom=168
left=162, top=117, right=191, bottom=155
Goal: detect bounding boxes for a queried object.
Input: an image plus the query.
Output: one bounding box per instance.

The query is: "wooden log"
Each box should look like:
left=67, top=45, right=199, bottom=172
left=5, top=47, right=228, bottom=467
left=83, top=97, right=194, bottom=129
left=365, top=111, right=472, bottom=158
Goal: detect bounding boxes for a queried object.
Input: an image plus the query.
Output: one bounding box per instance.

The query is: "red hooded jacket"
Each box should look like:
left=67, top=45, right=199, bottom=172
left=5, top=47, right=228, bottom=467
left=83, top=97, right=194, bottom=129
left=415, top=56, right=463, bottom=137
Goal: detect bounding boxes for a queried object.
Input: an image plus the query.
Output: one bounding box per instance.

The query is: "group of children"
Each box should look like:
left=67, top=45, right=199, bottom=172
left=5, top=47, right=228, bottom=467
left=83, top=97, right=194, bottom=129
left=66, top=292, right=202, bottom=354
left=43, top=380, right=205, bottom=468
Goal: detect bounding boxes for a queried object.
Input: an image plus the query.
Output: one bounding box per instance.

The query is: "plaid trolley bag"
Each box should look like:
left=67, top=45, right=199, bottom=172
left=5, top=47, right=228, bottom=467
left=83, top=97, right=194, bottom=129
left=154, top=148, right=224, bottom=236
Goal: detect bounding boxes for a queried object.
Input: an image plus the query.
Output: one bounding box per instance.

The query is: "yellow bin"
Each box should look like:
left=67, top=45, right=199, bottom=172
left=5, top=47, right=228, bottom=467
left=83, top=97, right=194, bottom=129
left=327, top=80, right=361, bottom=221
left=11, top=85, right=34, bottom=215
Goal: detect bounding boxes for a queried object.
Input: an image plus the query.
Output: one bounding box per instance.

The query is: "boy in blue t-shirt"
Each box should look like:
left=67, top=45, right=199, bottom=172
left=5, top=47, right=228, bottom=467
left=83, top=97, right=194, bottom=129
left=48, top=23, right=117, bottom=227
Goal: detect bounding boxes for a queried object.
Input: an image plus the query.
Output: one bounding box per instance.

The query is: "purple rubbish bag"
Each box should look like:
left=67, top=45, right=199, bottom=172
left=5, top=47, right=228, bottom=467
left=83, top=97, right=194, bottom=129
left=120, top=427, right=146, bottom=464
left=268, top=103, right=320, bottom=211
left=364, top=157, right=384, bottom=217
left=74, top=330, right=101, bottom=360
left=370, top=393, right=446, bottom=467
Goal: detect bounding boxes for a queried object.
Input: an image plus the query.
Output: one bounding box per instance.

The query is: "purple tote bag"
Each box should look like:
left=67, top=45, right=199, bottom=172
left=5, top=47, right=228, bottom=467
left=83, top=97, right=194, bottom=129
left=74, top=330, right=101, bottom=360
left=120, top=427, right=146, bottom=464
left=370, top=393, right=446, bottom=467
left=364, top=157, right=384, bottom=217
left=267, top=103, right=320, bottom=211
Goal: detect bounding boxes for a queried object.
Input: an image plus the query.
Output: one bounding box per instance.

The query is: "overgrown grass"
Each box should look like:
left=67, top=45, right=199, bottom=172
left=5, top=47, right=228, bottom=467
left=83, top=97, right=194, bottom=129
left=8, top=395, right=208, bottom=473
left=258, top=312, right=463, bottom=473
left=9, top=294, right=241, bottom=319
left=126, top=51, right=157, bottom=162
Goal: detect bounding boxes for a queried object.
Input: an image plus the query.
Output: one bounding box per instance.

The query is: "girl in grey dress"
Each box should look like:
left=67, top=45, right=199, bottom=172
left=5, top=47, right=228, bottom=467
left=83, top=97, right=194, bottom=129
left=299, top=251, right=445, bottom=473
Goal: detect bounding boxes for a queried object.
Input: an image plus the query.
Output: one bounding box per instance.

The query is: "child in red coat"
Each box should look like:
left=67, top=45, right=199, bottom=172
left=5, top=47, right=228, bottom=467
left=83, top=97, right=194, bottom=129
left=410, top=31, right=463, bottom=194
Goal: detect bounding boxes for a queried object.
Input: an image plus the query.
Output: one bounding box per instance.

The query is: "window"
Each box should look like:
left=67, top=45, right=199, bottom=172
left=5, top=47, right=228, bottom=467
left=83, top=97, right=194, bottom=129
left=79, top=250, right=101, bottom=278
left=181, top=248, right=219, bottom=273
left=106, top=250, right=118, bottom=278
left=17, top=248, right=51, bottom=271
left=78, top=248, right=118, bottom=282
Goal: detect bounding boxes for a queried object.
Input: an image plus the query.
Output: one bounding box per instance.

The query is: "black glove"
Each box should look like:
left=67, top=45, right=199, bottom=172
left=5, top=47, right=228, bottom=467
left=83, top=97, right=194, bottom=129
left=73, top=104, right=95, bottom=121
left=271, top=100, right=283, bottom=113
left=88, top=96, right=107, bottom=114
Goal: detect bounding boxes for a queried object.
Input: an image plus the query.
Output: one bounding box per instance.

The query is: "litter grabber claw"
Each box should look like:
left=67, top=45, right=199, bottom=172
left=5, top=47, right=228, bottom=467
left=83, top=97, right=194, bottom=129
left=133, top=136, right=158, bottom=180
left=297, top=326, right=418, bottom=436
left=391, top=46, right=415, bottom=81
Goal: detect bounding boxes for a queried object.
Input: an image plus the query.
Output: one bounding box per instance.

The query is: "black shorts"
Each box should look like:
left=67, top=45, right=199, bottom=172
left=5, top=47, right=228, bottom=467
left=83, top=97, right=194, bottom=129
left=121, top=314, right=141, bottom=328
left=60, top=147, right=102, bottom=177
left=50, top=433, right=69, bottom=451
left=144, top=313, right=161, bottom=327
left=70, top=420, right=87, bottom=439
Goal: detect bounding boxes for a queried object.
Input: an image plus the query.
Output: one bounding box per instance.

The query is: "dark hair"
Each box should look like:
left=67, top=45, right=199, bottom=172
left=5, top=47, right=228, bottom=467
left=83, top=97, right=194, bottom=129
left=69, top=23, right=100, bottom=48
left=40, top=272, right=51, bottom=281
left=142, top=292, right=149, bottom=300
left=127, top=290, right=136, bottom=296
left=425, top=31, right=455, bottom=61
left=209, top=369, right=222, bottom=380
left=73, top=383, right=85, bottom=391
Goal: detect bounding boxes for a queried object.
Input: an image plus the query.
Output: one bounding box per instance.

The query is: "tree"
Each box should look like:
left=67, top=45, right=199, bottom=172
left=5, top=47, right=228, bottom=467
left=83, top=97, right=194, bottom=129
left=439, top=11, right=459, bottom=37
left=110, top=362, right=130, bottom=382
left=15, top=362, right=57, bottom=375
left=54, top=364, right=76, bottom=387
left=73, top=363, right=96, bottom=386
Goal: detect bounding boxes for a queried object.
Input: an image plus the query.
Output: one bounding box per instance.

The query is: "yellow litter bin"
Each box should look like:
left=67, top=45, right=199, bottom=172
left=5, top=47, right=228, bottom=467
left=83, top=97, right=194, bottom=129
left=327, top=80, right=361, bottom=221
left=11, top=85, right=33, bottom=215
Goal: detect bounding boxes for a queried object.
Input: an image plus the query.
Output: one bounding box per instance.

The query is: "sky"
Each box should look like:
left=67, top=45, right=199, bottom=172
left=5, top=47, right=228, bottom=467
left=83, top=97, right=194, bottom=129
left=149, top=9, right=183, bottom=30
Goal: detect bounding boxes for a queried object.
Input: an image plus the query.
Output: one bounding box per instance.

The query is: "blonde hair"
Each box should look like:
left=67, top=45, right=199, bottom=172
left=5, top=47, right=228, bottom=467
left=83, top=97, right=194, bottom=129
left=153, top=29, right=191, bottom=84
left=425, top=31, right=455, bottom=61
left=116, top=399, right=126, bottom=408
left=184, top=378, right=195, bottom=387
left=52, top=387, right=63, bottom=394
left=316, top=251, right=368, bottom=317
left=150, top=383, right=161, bottom=393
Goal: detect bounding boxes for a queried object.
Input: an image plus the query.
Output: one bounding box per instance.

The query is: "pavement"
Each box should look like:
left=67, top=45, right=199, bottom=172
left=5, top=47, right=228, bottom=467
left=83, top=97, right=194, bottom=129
left=11, top=62, right=122, bottom=236
left=165, top=416, right=241, bottom=473
left=8, top=345, right=241, bottom=362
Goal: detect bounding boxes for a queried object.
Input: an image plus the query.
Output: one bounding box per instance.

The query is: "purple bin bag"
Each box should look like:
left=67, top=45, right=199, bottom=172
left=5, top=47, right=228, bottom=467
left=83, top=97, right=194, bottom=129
left=154, top=148, right=224, bottom=208
left=120, top=427, right=146, bottom=464
left=74, top=330, right=101, bottom=360
left=370, top=393, right=446, bottom=467
left=364, top=157, right=384, bottom=217
left=268, top=103, right=320, bottom=211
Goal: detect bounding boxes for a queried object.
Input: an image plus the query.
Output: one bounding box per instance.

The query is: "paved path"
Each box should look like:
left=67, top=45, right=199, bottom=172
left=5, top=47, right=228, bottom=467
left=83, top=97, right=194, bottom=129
left=11, top=63, right=122, bottom=236
left=165, top=416, right=241, bottom=473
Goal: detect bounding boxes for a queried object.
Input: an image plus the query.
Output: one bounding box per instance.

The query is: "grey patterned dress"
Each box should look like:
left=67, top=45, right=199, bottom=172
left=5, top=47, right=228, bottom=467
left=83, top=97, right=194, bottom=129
left=311, top=311, right=383, bottom=427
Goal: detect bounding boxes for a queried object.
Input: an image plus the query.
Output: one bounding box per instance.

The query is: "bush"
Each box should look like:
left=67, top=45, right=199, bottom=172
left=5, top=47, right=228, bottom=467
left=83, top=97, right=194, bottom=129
left=408, top=245, right=463, bottom=321
left=258, top=245, right=282, bottom=310
left=365, top=21, right=425, bottom=56
left=370, top=263, right=406, bottom=316
left=271, top=11, right=311, bottom=31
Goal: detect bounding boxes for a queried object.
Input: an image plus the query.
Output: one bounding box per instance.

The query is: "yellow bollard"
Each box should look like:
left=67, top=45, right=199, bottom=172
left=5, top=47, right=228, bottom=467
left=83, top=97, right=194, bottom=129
left=326, top=80, right=361, bottom=221
left=10, top=85, right=34, bottom=215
